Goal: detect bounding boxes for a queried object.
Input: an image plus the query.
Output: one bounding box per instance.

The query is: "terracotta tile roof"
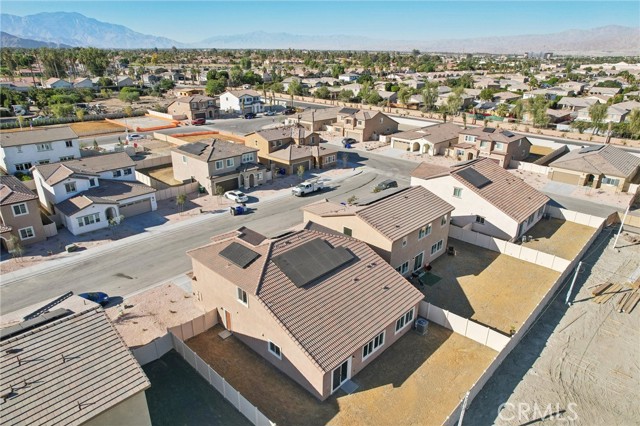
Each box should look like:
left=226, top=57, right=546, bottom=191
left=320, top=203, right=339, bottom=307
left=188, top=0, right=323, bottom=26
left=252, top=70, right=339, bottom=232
left=411, top=162, right=451, bottom=180
left=451, top=159, right=549, bottom=222
left=34, top=152, right=135, bottom=185
left=459, top=127, right=525, bottom=144
left=0, top=306, right=150, bottom=425
left=297, top=107, right=341, bottom=122
left=392, top=122, right=462, bottom=144
left=302, top=200, right=364, bottom=217
left=55, top=195, right=116, bottom=216
left=0, top=126, right=78, bottom=148
left=255, top=126, right=315, bottom=142
left=0, top=175, right=38, bottom=205
left=172, top=95, right=216, bottom=104
left=226, top=89, right=261, bottom=98
left=268, top=144, right=337, bottom=162
left=175, top=139, right=257, bottom=162
left=55, top=180, right=155, bottom=216
left=549, top=144, right=640, bottom=178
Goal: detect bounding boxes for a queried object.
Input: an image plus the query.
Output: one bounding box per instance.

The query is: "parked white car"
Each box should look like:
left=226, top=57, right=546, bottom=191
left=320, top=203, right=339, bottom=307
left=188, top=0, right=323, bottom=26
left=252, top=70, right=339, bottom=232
left=126, top=133, right=144, bottom=142
left=224, top=190, right=249, bottom=203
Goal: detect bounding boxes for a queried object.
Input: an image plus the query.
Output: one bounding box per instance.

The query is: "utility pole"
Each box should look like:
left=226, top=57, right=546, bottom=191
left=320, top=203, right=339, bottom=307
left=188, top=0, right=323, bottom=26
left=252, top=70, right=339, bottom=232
left=565, top=261, right=582, bottom=306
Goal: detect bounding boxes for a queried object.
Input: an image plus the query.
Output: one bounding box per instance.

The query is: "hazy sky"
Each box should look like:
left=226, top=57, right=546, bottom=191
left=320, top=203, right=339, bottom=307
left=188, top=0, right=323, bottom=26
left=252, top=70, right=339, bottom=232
left=2, top=1, right=638, bottom=43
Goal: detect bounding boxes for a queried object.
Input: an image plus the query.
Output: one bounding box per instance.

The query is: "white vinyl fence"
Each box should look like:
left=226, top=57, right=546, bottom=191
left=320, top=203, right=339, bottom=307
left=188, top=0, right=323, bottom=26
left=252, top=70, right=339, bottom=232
left=509, top=160, right=550, bottom=175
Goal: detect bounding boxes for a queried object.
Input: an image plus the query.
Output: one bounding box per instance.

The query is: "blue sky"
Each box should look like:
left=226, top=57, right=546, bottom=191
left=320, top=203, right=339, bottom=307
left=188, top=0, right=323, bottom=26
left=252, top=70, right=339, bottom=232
left=2, top=1, right=638, bottom=43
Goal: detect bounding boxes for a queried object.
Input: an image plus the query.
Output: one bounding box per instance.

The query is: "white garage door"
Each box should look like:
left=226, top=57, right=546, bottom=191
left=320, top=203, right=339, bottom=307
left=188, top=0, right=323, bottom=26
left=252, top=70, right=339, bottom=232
left=119, top=198, right=152, bottom=217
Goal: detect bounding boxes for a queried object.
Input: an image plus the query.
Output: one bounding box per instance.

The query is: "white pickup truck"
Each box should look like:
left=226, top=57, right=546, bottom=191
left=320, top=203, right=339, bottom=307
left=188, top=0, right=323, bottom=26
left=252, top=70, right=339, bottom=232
left=292, top=180, right=324, bottom=196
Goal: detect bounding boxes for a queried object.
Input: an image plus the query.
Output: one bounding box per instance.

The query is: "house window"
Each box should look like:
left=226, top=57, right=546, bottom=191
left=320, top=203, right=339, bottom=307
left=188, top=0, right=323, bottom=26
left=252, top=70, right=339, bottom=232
left=89, top=178, right=97, bottom=187
left=182, top=155, right=187, bottom=164
left=395, top=308, right=415, bottom=333
left=257, top=172, right=263, bottom=180
left=59, top=156, right=74, bottom=161
left=77, top=213, right=101, bottom=227
left=431, top=240, right=443, bottom=255
left=464, top=135, right=476, bottom=143
left=325, top=155, right=336, bottom=163
left=395, top=261, right=409, bottom=275
left=237, top=287, right=248, bottom=306
left=36, top=143, right=52, bottom=151
left=64, top=182, right=77, bottom=193
left=123, top=168, right=132, bottom=175
left=113, top=170, right=122, bottom=178
left=310, top=136, right=315, bottom=144
left=357, top=120, right=364, bottom=126
left=15, top=162, right=32, bottom=171
left=65, top=140, right=73, bottom=148
left=242, top=153, right=254, bottom=163
left=402, top=237, right=407, bottom=247
left=418, top=224, right=432, bottom=239
left=226, top=158, right=234, bottom=167
left=362, top=331, right=385, bottom=360
left=453, top=187, right=463, bottom=198
left=495, top=142, right=504, bottom=151
left=18, top=226, right=35, bottom=240
left=526, top=213, right=535, bottom=225
left=343, top=227, right=352, bottom=237
left=413, top=252, right=424, bottom=272
left=441, top=215, right=448, bottom=226
left=537, top=206, right=545, bottom=217
left=479, top=141, right=490, bottom=149
left=268, top=341, right=282, bottom=359
left=38, top=160, right=50, bottom=165
left=602, top=177, right=620, bottom=186
left=12, top=203, right=28, bottom=216
left=475, top=216, right=485, bottom=224
left=215, top=160, right=223, bottom=170
left=277, top=141, right=283, bottom=147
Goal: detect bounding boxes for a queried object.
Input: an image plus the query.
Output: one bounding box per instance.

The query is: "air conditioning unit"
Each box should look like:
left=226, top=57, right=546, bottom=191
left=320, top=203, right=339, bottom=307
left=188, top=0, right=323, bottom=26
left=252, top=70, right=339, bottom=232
left=415, top=317, right=429, bottom=336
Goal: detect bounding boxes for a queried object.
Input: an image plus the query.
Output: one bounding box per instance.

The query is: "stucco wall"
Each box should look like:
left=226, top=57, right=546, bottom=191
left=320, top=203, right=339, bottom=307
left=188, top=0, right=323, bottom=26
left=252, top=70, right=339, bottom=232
left=1, top=139, right=80, bottom=174
left=82, top=391, right=151, bottom=426
left=0, top=199, right=46, bottom=245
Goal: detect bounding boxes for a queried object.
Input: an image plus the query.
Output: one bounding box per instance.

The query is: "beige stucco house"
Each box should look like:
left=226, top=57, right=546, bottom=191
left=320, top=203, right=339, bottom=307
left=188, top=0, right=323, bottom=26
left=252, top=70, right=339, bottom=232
left=548, top=144, right=640, bottom=193
left=0, top=175, right=47, bottom=250
left=302, top=186, right=454, bottom=275
left=330, top=108, right=398, bottom=142
left=166, top=95, right=218, bottom=121
left=390, top=122, right=462, bottom=156
left=188, top=226, right=424, bottom=401
left=172, top=138, right=267, bottom=194
left=457, top=127, right=531, bottom=168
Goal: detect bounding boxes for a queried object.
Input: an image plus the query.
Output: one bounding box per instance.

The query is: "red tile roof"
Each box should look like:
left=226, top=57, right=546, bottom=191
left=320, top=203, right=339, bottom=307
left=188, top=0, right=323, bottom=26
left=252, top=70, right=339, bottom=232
left=0, top=175, right=38, bottom=205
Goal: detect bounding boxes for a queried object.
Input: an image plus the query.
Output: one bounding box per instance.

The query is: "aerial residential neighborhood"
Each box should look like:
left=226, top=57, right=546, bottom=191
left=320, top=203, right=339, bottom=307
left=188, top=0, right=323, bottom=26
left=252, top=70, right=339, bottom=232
left=0, top=2, right=639, bottom=426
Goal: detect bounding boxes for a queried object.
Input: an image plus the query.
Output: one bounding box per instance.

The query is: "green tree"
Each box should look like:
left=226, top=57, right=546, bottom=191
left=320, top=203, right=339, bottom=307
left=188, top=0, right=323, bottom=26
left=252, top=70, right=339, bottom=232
left=229, top=66, right=244, bottom=86
left=479, top=88, right=495, bottom=101
left=240, top=57, right=252, bottom=70
left=338, top=89, right=355, bottom=102
left=397, top=87, right=412, bottom=106
left=526, top=95, right=550, bottom=128
left=366, top=91, right=383, bottom=105
left=512, top=99, right=526, bottom=123
left=159, top=78, right=175, bottom=91
left=287, top=79, right=303, bottom=96
left=78, top=47, right=110, bottom=76
left=588, top=103, right=608, bottom=135
left=421, top=84, right=438, bottom=112
left=445, top=88, right=464, bottom=116
left=118, top=87, right=140, bottom=103
left=296, top=165, right=305, bottom=181
left=75, top=109, right=85, bottom=121
left=50, top=103, right=74, bottom=118
left=495, top=103, right=510, bottom=117
left=176, top=193, right=187, bottom=214
left=315, top=86, right=331, bottom=99
left=331, top=64, right=345, bottom=79
left=205, top=79, right=226, bottom=96
left=627, top=108, right=640, bottom=138
left=97, top=77, right=114, bottom=87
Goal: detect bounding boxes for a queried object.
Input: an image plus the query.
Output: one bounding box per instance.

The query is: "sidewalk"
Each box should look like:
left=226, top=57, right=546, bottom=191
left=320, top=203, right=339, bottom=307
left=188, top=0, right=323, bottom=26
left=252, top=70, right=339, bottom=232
left=0, top=166, right=365, bottom=283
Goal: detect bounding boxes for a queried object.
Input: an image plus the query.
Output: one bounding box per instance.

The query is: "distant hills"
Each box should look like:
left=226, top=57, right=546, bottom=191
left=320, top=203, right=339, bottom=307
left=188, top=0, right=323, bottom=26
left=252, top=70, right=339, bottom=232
left=0, top=31, right=72, bottom=48
left=0, top=12, right=638, bottom=55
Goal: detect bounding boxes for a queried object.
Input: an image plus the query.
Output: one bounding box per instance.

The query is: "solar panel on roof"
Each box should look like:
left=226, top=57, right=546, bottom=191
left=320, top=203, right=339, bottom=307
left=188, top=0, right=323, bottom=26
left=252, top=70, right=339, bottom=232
left=219, top=242, right=261, bottom=268
left=180, top=142, right=209, bottom=156
left=272, top=238, right=355, bottom=288
left=1, top=308, right=71, bottom=341
left=482, top=127, right=496, bottom=133
left=339, top=107, right=359, bottom=115
left=457, top=168, right=492, bottom=188
left=501, top=131, right=515, bottom=137
left=578, top=145, right=604, bottom=154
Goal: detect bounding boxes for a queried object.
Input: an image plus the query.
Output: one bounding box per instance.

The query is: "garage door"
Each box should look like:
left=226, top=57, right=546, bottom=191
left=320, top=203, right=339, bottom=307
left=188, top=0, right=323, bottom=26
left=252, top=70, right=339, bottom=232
left=119, top=198, right=152, bottom=217
left=292, top=160, right=310, bottom=173
left=194, top=112, right=206, bottom=119
left=551, top=171, right=582, bottom=185
left=346, top=131, right=362, bottom=142
left=215, top=177, right=239, bottom=192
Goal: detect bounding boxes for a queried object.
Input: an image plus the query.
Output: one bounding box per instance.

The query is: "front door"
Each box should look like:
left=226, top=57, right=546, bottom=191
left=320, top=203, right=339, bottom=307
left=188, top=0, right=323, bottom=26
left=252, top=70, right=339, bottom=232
left=223, top=309, right=232, bottom=331
left=331, top=359, right=350, bottom=392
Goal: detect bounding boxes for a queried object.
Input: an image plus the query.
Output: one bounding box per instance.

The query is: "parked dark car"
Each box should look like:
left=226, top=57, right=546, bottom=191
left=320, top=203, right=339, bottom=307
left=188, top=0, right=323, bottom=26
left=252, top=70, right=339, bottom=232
left=374, top=179, right=398, bottom=191
left=78, top=292, right=110, bottom=306
left=342, top=137, right=357, bottom=147
left=282, top=107, right=296, bottom=115
left=244, top=112, right=256, bottom=119
left=191, top=118, right=206, bottom=125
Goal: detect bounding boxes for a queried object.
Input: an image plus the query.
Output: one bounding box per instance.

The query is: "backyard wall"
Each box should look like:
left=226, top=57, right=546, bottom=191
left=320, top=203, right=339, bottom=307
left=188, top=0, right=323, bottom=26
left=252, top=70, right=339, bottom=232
left=134, top=155, right=172, bottom=170
left=509, top=160, right=550, bottom=175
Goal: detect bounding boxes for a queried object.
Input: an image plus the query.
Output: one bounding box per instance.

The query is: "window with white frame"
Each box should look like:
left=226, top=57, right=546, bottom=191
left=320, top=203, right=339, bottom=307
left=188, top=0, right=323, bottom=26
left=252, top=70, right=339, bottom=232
left=431, top=240, right=443, bottom=255
left=89, top=178, right=98, bottom=187
left=241, top=153, right=254, bottom=163
left=112, top=170, right=122, bottom=178
left=463, top=135, right=476, bottom=143
left=237, top=287, right=248, bottom=306
left=441, top=215, right=448, bottom=226
left=325, top=155, right=336, bottom=163
left=15, top=162, right=32, bottom=171
left=418, top=224, right=432, bottom=239
left=215, top=160, right=223, bottom=170
left=18, top=226, right=35, bottom=240
left=362, top=331, right=385, bottom=360
left=268, top=341, right=282, bottom=359
left=77, top=212, right=100, bottom=227
left=601, top=177, right=620, bottom=186
left=65, top=140, right=74, bottom=148
left=479, top=141, right=490, bottom=149
left=59, top=156, right=74, bottom=161
left=395, top=261, right=409, bottom=275
left=38, top=160, right=50, bottom=165
left=64, top=182, right=77, bottom=193
left=357, top=120, right=364, bottom=126
left=12, top=203, right=28, bottom=216
left=36, top=143, right=52, bottom=151
left=257, top=172, right=263, bottom=180
left=494, top=142, right=504, bottom=151
left=226, top=158, right=234, bottom=167
left=453, top=187, right=463, bottom=198
left=475, top=215, right=485, bottom=224
left=123, top=168, right=132, bottom=175
left=413, top=252, right=424, bottom=272
left=395, top=308, right=414, bottom=333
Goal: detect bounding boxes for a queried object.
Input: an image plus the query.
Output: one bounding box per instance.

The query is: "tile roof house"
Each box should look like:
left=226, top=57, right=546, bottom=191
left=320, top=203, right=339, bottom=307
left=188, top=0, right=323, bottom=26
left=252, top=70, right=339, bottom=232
left=44, top=78, right=72, bottom=89
left=302, top=186, right=454, bottom=275
left=167, top=95, right=219, bottom=121
left=32, top=152, right=156, bottom=235
left=219, top=89, right=264, bottom=114
left=245, top=126, right=338, bottom=174
left=548, top=144, right=640, bottom=193
left=557, top=97, right=599, bottom=111
left=390, top=122, right=462, bottom=156
left=457, top=127, right=531, bottom=169
left=0, top=295, right=152, bottom=426
left=171, top=138, right=267, bottom=194
left=289, top=107, right=342, bottom=132
left=0, top=175, right=47, bottom=249
left=72, top=77, right=94, bottom=88
left=411, top=158, right=549, bottom=240
left=587, top=86, right=621, bottom=98
left=0, top=126, right=80, bottom=175
left=188, top=227, right=424, bottom=400
left=331, top=108, right=398, bottom=143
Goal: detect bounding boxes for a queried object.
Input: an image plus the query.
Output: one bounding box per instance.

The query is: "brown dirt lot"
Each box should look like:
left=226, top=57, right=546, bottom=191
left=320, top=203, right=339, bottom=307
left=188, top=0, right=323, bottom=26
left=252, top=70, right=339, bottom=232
left=187, top=324, right=496, bottom=426
left=424, top=239, right=560, bottom=334
left=70, top=120, right=125, bottom=136
left=144, top=165, right=183, bottom=186
left=518, top=218, right=597, bottom=260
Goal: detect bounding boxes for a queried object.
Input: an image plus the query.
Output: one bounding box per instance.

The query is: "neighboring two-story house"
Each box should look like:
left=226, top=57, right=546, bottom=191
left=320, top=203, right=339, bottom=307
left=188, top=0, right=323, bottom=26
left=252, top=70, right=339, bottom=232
left=32, top=152, right=157, bottom=235
left=411, top=158, right=549, bottom=241
left=245, top=126, right=337, bottom=174
left=219, top=89, right=264, bottom=114
left=0, top=127, right=80, bottom=175
left=457, top=127, right=531, bottom=168
left=171, top=138, right=267, bottom=194
left=390, top=122, right=462, bottom=155
left=167, top=95, right=219, bottom=121
left=330, top=108, right=398, bottom=142
left=188, top=226, right=424, bottom=400
left=302, top=186, right=454, bottom=275
left=0, top=175, right=46, bottom=249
